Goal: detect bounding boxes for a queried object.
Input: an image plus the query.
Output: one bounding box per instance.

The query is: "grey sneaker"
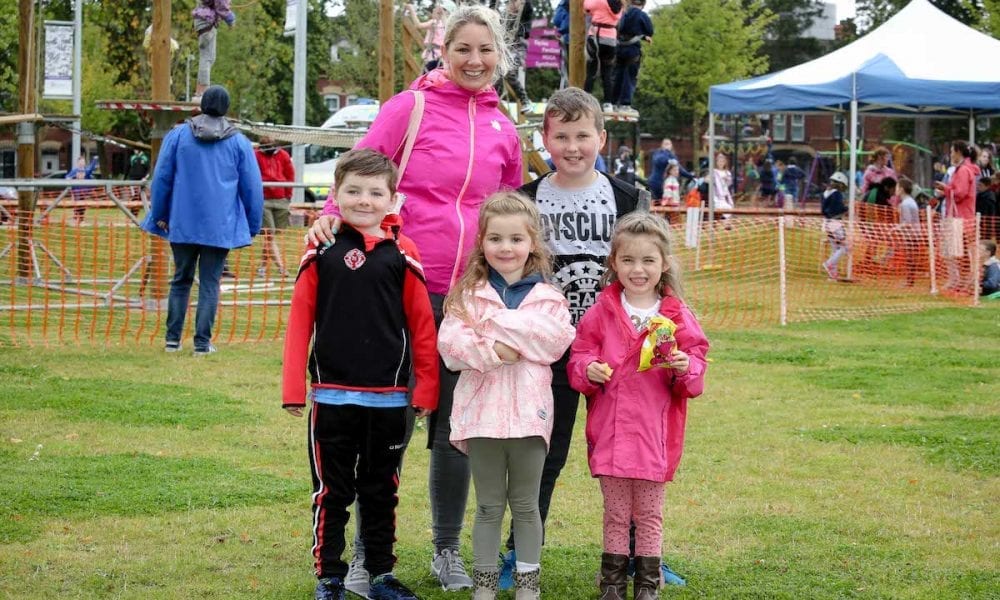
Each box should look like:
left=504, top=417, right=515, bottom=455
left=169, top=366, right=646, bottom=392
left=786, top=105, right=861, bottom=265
left=164, top=341, right=182, bottom=353
left=431, top=548, right=473, bottom=591
left=193, top=344, right=217, bottom=356
left=344, top=554, right=370, bottom=597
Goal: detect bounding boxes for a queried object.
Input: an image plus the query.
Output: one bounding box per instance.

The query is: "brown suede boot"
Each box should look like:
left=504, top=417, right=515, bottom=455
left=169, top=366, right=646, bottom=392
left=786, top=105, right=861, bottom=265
left=598, top=553, right=629, bottom=600
left=633, top=555, right=661, bottom=600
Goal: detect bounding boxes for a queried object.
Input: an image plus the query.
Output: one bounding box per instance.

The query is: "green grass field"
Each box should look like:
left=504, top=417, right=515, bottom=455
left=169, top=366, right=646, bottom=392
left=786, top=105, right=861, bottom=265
left=1, top=306, right=997, bottom=599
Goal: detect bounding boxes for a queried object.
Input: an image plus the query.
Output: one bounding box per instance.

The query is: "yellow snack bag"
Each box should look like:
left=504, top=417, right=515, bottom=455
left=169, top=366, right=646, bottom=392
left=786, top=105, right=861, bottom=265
left=637, top=316, right=678, bottom=371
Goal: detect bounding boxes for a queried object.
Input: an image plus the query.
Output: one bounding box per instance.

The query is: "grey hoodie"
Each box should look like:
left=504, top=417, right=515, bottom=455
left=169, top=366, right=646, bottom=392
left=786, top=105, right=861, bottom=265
left=187, top=114, right=238, bottom=142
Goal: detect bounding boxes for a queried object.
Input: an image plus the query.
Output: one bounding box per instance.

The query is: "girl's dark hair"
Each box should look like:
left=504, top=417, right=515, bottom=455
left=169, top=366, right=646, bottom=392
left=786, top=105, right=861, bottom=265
left=952, top=140, right=979, bottom=162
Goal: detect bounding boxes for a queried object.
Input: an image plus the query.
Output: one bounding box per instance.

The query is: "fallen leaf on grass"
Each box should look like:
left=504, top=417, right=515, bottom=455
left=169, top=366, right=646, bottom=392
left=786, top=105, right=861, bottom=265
left=10, top=438, right=22, bottom=444
left=908, top=479, right=918, bottom=485
left=65, top=433, right=78, bottom=440
left=240, top=532, right=252, bottom=544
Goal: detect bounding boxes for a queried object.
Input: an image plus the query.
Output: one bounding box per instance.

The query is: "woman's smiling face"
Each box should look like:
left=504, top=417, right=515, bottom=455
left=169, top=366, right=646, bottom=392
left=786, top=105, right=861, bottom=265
left=443, top=23, right=499, bottom=92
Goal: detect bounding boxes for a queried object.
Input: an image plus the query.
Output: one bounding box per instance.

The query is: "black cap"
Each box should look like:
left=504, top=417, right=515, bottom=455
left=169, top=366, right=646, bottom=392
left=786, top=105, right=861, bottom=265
left=200, top=85, right=230, bottom=117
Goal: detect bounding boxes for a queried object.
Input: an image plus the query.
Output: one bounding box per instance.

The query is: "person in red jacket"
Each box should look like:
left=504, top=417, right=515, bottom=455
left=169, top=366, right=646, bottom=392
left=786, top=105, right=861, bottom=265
left=282, top=149, right=439, bottom=600
left=253, top=136, right=295, bottom=277
left=934, top=140, right=982, bottom=292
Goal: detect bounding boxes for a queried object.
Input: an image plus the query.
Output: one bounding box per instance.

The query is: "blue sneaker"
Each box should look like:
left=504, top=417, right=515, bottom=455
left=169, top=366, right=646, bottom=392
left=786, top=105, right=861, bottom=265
left=369, top=573, right=418, bottom=600
left=660, top=562, right=686, bottom=586
left=498, top=549, right=516, bottom=590
left=315, top=577, right=346, bottom=600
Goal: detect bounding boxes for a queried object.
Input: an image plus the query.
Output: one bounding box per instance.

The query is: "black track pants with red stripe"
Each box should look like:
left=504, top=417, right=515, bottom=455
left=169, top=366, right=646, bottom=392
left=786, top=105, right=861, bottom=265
left=308, top=403, right=407, bottom=579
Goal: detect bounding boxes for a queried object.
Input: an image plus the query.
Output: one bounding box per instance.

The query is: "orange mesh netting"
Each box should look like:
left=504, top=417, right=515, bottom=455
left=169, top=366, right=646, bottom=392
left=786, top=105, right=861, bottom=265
left=1, top=189, right=992, bottom=347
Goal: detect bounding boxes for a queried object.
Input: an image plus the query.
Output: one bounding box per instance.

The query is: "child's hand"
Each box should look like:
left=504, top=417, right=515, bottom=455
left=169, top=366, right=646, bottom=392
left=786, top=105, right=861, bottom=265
left=413, top=407, right=433, bottom=418
left=284, top=406, right=304, bottom=417
left=494, top=341, right=520, bottom=363
left=586, top=361, right=613, bottom=384
left=667, top=350, right=690, bottom=374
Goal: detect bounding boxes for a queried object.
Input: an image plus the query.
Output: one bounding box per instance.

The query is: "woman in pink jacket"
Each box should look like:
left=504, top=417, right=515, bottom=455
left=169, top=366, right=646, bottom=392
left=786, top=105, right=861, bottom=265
left=305, top=5, right=523, bottom=593
left=934, top=140, right=982, bottom=292
left=438, top=192, right=575, bottom=599
left=568, top=213, right=709, bottom=600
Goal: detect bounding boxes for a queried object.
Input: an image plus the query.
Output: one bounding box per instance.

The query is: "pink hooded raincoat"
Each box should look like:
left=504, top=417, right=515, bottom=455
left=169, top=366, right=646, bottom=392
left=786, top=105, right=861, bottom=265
left=569, top=282, right=709, bottom=483
left=438, top=282, right=575, bottom=454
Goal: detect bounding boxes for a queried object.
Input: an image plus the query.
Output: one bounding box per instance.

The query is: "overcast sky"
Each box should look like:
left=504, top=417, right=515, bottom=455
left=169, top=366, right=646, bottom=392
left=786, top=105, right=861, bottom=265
left=645, top=0, right=856, bottom=20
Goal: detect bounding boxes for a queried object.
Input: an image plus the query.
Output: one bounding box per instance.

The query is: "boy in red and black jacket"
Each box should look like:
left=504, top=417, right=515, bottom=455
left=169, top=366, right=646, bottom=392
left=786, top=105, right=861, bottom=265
left=282, top=149, right=438, bottom=600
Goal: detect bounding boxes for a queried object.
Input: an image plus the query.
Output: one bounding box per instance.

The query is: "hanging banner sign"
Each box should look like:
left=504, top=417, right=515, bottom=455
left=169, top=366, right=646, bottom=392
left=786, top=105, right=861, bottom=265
left=284, top=0, right=298, bottom=37
left=44, top=21, right=74, bottom=99
left=526, top=21, right=560, bottom=69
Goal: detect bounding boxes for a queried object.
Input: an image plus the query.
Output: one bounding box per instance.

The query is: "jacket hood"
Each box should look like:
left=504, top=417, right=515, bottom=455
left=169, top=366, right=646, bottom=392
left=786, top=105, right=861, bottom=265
left=188, top=114, right=238, bottom=141
left=409, top=68, right=500, bottom=109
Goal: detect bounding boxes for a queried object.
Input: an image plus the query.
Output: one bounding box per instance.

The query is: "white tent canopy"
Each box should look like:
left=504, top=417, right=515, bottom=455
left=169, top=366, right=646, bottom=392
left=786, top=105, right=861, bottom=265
left=710, top=0, right=1000, bottom=116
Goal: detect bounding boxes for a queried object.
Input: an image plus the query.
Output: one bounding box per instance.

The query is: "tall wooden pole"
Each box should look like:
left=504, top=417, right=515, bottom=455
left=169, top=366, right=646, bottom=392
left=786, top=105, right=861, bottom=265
left=16, top=0, right=37, bottom=280
left=378, top=0, right=394, bottom=103
left=569, top=0, right=585, bottom=88
left=146, top=0, right=173, bottom=305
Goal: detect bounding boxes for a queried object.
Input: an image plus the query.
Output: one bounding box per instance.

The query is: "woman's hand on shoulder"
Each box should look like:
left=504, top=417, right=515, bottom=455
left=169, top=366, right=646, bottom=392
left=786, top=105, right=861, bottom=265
left=305, top=215, right=342, bottom=246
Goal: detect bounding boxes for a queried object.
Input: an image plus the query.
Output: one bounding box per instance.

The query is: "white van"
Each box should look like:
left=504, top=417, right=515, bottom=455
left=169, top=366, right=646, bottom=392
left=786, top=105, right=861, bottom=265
left=302, top=102, right=380, bottom=202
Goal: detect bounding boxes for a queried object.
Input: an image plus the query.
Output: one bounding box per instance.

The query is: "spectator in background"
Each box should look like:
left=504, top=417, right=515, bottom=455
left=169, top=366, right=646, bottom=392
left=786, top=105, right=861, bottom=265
left=192, top=0, right=236, bottom=99
left=497, top=0, right=534, bottom=115
left=646, top=138, right=690, bottom=204
left=614, top=145, right=637, bottom=186
left=711, top=152, right=734, bottom=217
left=65, top=155, right=99, bottom=225
left=894, top=178, right=921, bottom=286
left=976, top=176, right=997, bottom=242
left=611, top=0, right=653, bottom=117
left=977, top=147, right=994, bottom=179
left=934, top=140, right=981, bottom=292
left=406, top=2, right=449, bottom=73
left=141, top=85, right=263, bottom=355
left=821, top=172, right=849, bottom=280
left=757, top=158, right=776, bottom=206
left=980, top=239, right=1000, bottom=297
left=583, top=0, right=624, bottom=112
left=127, top=149, right=150, bottom=217
left=860, top=146, right=897, bottom=199
left=253, top=136, right=295, bottom=278
left=774, top=159, right=805, bottom=209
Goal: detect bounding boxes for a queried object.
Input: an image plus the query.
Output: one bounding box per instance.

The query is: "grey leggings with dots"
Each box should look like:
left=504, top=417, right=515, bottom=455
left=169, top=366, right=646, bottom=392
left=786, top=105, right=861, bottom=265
left=467, top=436, right=547, bottom=570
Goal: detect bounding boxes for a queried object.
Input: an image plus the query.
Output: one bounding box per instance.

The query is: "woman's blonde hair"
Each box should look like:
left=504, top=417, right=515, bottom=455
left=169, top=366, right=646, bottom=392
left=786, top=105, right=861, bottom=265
left=442, top=5, right=512, bottom=83
left=600, top=212, right=684, bottom=300
left=444, top=191, right=551, bottom=319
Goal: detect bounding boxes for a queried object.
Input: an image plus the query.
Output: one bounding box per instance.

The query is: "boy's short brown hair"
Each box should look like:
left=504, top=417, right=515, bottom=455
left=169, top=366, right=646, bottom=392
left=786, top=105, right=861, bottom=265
left=897, top=177, right=913, bottom=195
left=542, top=87, right=604, bottom=135
left=334, top=148, right=399, bottom=195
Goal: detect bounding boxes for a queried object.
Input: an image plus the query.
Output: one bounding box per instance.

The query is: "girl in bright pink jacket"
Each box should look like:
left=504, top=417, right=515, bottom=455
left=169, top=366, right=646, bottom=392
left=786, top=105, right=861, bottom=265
left=437, top=192, right=575, bottom=598
left=568, top=212, right=709, bottom=600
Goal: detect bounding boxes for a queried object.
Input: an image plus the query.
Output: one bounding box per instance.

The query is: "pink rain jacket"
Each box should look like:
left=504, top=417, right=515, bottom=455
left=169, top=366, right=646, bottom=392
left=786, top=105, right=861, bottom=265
left=438, top=282, right=575, bottom=454
left=322, top=70, right=523, bottom=295
left=569, top=282, right=709, bottom=482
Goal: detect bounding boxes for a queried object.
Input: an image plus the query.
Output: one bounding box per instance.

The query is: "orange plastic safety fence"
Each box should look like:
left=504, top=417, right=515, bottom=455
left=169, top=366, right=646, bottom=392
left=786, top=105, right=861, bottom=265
left=1, top=202, right=993, bottom=347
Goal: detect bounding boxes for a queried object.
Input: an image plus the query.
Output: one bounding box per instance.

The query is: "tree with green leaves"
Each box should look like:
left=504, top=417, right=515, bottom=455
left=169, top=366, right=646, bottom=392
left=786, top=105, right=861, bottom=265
left=855, top=0, right=986, bottom=33
left=639, top=0, right=773, bottom=160
left=755, top=0, right=826, bottom=72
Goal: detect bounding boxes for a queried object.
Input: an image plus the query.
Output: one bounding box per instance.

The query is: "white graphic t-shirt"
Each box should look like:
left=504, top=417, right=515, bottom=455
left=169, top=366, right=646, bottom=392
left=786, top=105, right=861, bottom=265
left=535, top=175, right=618, bottom=325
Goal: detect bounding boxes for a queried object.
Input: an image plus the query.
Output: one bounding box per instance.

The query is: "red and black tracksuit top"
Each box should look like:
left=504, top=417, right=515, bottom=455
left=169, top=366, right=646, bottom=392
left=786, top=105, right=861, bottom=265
left=282, top=219, right=439, bottom=411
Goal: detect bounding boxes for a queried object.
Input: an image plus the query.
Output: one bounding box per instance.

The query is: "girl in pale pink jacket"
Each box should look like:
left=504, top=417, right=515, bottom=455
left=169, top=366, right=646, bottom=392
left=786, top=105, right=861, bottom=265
left=438, top=192, right=575, bottom=600
left=568, top=213, right=709, bottom=600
